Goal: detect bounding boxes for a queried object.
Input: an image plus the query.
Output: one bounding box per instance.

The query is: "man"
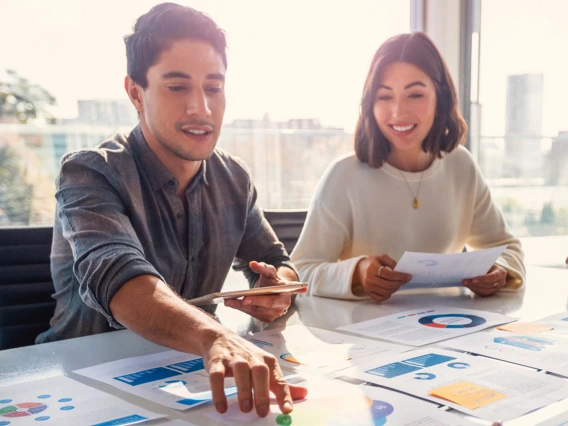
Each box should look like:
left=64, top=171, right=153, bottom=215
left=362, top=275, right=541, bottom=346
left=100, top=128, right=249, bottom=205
left=37, top=2, right=307, bottom=417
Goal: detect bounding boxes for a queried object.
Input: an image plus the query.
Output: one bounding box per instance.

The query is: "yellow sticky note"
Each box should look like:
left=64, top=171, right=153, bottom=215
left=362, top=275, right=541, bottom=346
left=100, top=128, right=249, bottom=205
left=497, top=322, right=553, bottom=334
left=429, top=381, right=506, bottom=409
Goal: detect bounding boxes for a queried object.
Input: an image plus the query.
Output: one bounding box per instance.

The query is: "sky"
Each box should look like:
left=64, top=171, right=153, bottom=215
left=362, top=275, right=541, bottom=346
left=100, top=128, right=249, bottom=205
left=0, top=0, right=409, bottom=132
left=1, top=0, right=567, bottom=135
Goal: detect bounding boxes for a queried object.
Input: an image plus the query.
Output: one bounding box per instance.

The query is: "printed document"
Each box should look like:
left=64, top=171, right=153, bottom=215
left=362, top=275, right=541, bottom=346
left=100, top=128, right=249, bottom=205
left=337, top=306, right=515, bottom=346
left=340, top=347, right=568, bottom=422
left=442, top=329, right=568, bottom=378
left=0, top=375, right=163, bottom=425
left=74, top=351, right=236, bottom=410
left=394, top=245, right=507, bottom=288
left=243, top=324, right=409, bottom=375
left=201, top=376, right=472, bottom=426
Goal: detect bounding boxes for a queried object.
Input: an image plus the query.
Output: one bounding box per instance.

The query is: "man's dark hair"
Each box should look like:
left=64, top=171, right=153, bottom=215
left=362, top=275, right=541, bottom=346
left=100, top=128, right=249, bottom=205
left=124, top=3, right=227, bottom=88
left=354, top=32, right=467, bottom=168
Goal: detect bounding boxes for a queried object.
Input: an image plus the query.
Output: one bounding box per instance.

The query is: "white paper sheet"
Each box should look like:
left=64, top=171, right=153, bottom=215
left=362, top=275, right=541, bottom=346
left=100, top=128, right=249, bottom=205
left=394, top=245, right=507, bottom=289
left=244, top=324, right=410, bottom=375
left=340, top=347, right=568, bottom=422
left=441, top=329, right=568, bottom=378
left=533, top=311, right=568, bottom=337
left=337, top=306, right=515, bottom=346
left=74, top=351, right=236, bottom=410
left=0, top=375, right=163, bottom=426
left=201, top=376, right=472, bottom=426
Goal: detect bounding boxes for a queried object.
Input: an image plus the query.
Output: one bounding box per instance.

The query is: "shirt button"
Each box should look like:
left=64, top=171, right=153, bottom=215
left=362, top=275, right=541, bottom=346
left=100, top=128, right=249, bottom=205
left=177, top=212, right=183, bottom=219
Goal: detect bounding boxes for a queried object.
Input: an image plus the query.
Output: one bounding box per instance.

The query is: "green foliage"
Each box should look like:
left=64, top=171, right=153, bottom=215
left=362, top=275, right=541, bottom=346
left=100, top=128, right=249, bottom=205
left=0, top=69, right=57, bottom=124
left=0, top=146, right=33, bottom=225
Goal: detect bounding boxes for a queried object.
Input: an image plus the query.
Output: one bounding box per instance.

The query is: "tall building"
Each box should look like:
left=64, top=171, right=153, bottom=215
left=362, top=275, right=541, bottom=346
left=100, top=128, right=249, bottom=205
left=76, top=99, right=138, bottom=127
left=546, top=131, right=568, bottom=185
left=504, top=73, right=544, bottom=179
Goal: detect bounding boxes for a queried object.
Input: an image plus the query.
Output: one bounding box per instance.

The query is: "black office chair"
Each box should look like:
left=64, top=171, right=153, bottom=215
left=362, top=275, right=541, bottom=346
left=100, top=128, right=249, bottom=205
left=0, top=226, right=55, bottom=350
left=263, top=209, right=307, bottom=255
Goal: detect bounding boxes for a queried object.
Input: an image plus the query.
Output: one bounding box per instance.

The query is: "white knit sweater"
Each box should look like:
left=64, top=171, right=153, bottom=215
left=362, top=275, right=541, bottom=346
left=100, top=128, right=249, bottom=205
left=291, top=146, right=526, bottom=300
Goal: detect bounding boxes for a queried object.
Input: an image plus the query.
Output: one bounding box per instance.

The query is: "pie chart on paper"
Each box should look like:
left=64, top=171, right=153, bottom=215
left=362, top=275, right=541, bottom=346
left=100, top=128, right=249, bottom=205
left=418, top=314, right=487, bottom=329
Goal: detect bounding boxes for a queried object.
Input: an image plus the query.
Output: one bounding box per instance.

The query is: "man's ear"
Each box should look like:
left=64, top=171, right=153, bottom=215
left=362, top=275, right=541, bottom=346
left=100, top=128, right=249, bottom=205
left=124, top=76, right=144, bottom=113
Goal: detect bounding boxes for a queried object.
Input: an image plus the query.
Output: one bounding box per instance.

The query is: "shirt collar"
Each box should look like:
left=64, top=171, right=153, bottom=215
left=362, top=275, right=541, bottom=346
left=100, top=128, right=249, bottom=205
left=129, top=125, right=210, bottom=191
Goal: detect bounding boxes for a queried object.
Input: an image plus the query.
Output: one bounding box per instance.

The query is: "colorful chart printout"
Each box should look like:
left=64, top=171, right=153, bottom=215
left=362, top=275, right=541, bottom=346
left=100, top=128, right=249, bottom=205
left=74, top=351, right=237, bottom=410
left=442, top=329, right=568, bottom=378
left=200, top=377, right=472, bottom=425
left=338, top=306, right=515, bottom=346
left=0, top=375, right=163, bottom=425
left=340, top=348, right=568, bottom=422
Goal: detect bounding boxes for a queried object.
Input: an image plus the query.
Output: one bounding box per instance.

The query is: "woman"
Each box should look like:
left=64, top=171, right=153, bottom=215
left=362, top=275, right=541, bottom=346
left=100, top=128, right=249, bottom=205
left=291, top=32, right=525, bottom=302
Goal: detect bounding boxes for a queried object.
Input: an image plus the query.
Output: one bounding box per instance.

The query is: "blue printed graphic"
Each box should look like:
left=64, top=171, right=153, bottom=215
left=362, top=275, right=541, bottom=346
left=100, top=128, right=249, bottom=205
left=58, top=398, right=72, bottom=403
left=402, top=353, right=457, bottom=368
left=370, top=400, right=394, bottom=426
left=35, top=417, right=50, bottom=422
left=92, top=414, right=148, bottom=426
left=414, top=372, right=436, bottom=380
left=562, top=317, right=568, bottom=322
left=177, top=386, right=238, bottom=407
left=0, top=400, right=11, bottom=404
left=166, top=358, right=204, bottom=374
left=418, top=260, right=438, bottom=267
left=248, top=338, right=274, bottom=349
left=494, top=335, right=555, bottom=351
left=113, top=367, right=181, bottom=386
left=419, top=314, right=486, bottom=329
left=366, top=362, right=422, bottom=378
left=60, top=406, right=75, bottom=411
left=37, top=395, right=51, bottom=399
left=0, top=421, right=10, bottom=426
left=447, top=362, right=470, bottom=369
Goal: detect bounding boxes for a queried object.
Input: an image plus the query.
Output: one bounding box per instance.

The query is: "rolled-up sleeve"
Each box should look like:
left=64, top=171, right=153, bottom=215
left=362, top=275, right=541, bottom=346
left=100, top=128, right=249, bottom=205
left=232, top=177, right=297, bottom=286
left=56, top=152, right=164, bottom=328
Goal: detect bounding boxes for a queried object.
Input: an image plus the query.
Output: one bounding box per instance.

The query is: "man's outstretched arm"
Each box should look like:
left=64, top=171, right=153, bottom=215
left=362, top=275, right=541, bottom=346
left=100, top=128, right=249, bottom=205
left=109, top=274, right=307, bottom=417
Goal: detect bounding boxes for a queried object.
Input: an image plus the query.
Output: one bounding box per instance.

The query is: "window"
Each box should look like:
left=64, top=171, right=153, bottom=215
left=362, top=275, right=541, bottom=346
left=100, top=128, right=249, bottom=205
left=0, top=0, right=411, bottom=226
left=473, top=0, right=568, bottom=237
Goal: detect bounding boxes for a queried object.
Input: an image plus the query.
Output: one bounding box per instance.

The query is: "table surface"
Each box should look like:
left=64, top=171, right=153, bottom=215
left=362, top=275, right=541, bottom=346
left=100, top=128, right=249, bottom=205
left=1, top=265, right=567, bottom=425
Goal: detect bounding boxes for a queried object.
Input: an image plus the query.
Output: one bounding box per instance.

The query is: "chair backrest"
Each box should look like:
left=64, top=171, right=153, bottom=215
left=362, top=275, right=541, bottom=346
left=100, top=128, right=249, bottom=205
left=263, top=209, right=307, bottom=255
left=0, top=226, right=55, bottom=350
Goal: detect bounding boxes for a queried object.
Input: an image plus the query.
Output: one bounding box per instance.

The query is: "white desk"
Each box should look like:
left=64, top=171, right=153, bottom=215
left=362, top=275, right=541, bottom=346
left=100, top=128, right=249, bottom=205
left=1, top=266, right=567, bottom=425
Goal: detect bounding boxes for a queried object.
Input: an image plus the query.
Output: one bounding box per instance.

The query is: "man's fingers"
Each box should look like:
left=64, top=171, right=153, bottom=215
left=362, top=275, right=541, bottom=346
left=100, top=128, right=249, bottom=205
left=209, top=362, right=228, bottom=414
left=269, top=366, right=294, bottom=415
left=289, top=383, right=308, bottom=401
left=250, top=261, right=278, bottom=278
left=242, top=294, right=291, bottom=309
left=251, top=363, right=271, bottom=417
left=231, top=360, right=253, bottom=413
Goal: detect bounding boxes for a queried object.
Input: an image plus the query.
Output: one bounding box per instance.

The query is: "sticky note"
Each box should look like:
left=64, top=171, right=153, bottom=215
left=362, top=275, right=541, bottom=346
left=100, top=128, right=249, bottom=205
left=429, top=381, right=506, bottom=409
left=497, top=322, right=553, bottom=334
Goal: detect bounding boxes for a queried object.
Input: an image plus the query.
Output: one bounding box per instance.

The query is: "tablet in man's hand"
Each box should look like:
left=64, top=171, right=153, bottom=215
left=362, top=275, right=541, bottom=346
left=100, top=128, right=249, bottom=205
left=187, top=283, right=308, bottom=306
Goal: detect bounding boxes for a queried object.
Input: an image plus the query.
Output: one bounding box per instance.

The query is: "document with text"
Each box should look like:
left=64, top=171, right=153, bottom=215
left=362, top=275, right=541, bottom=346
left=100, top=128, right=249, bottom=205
left=74, top=351, right=236, bottom=410
left=339, top=347, right=568, bottom=422
left=338, top=306, right=515, bottom=346
left=244, top=324, right=410, bottom=375
left=0, top=375, right=163, bottom=425
left=441, top=329, right=568, bottom=378
left=201, top=376, right=472, bottom=426
left=394, top=245, right=507, bottom=289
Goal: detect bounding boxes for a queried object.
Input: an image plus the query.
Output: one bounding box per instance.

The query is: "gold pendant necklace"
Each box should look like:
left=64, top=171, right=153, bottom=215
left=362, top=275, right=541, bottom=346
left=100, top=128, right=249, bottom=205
left=399, top=170, right=424, bottom=209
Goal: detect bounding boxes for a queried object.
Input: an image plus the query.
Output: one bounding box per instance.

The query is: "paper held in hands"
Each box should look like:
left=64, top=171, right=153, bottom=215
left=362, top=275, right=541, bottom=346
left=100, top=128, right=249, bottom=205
left=393, top=244, right=508, bottom=289
left=186, top=283, right=308, bottom=306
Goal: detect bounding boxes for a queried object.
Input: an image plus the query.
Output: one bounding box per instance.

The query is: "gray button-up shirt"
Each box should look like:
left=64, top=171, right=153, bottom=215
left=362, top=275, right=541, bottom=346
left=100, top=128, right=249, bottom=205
left=36, top=126, right=294, bottom=343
